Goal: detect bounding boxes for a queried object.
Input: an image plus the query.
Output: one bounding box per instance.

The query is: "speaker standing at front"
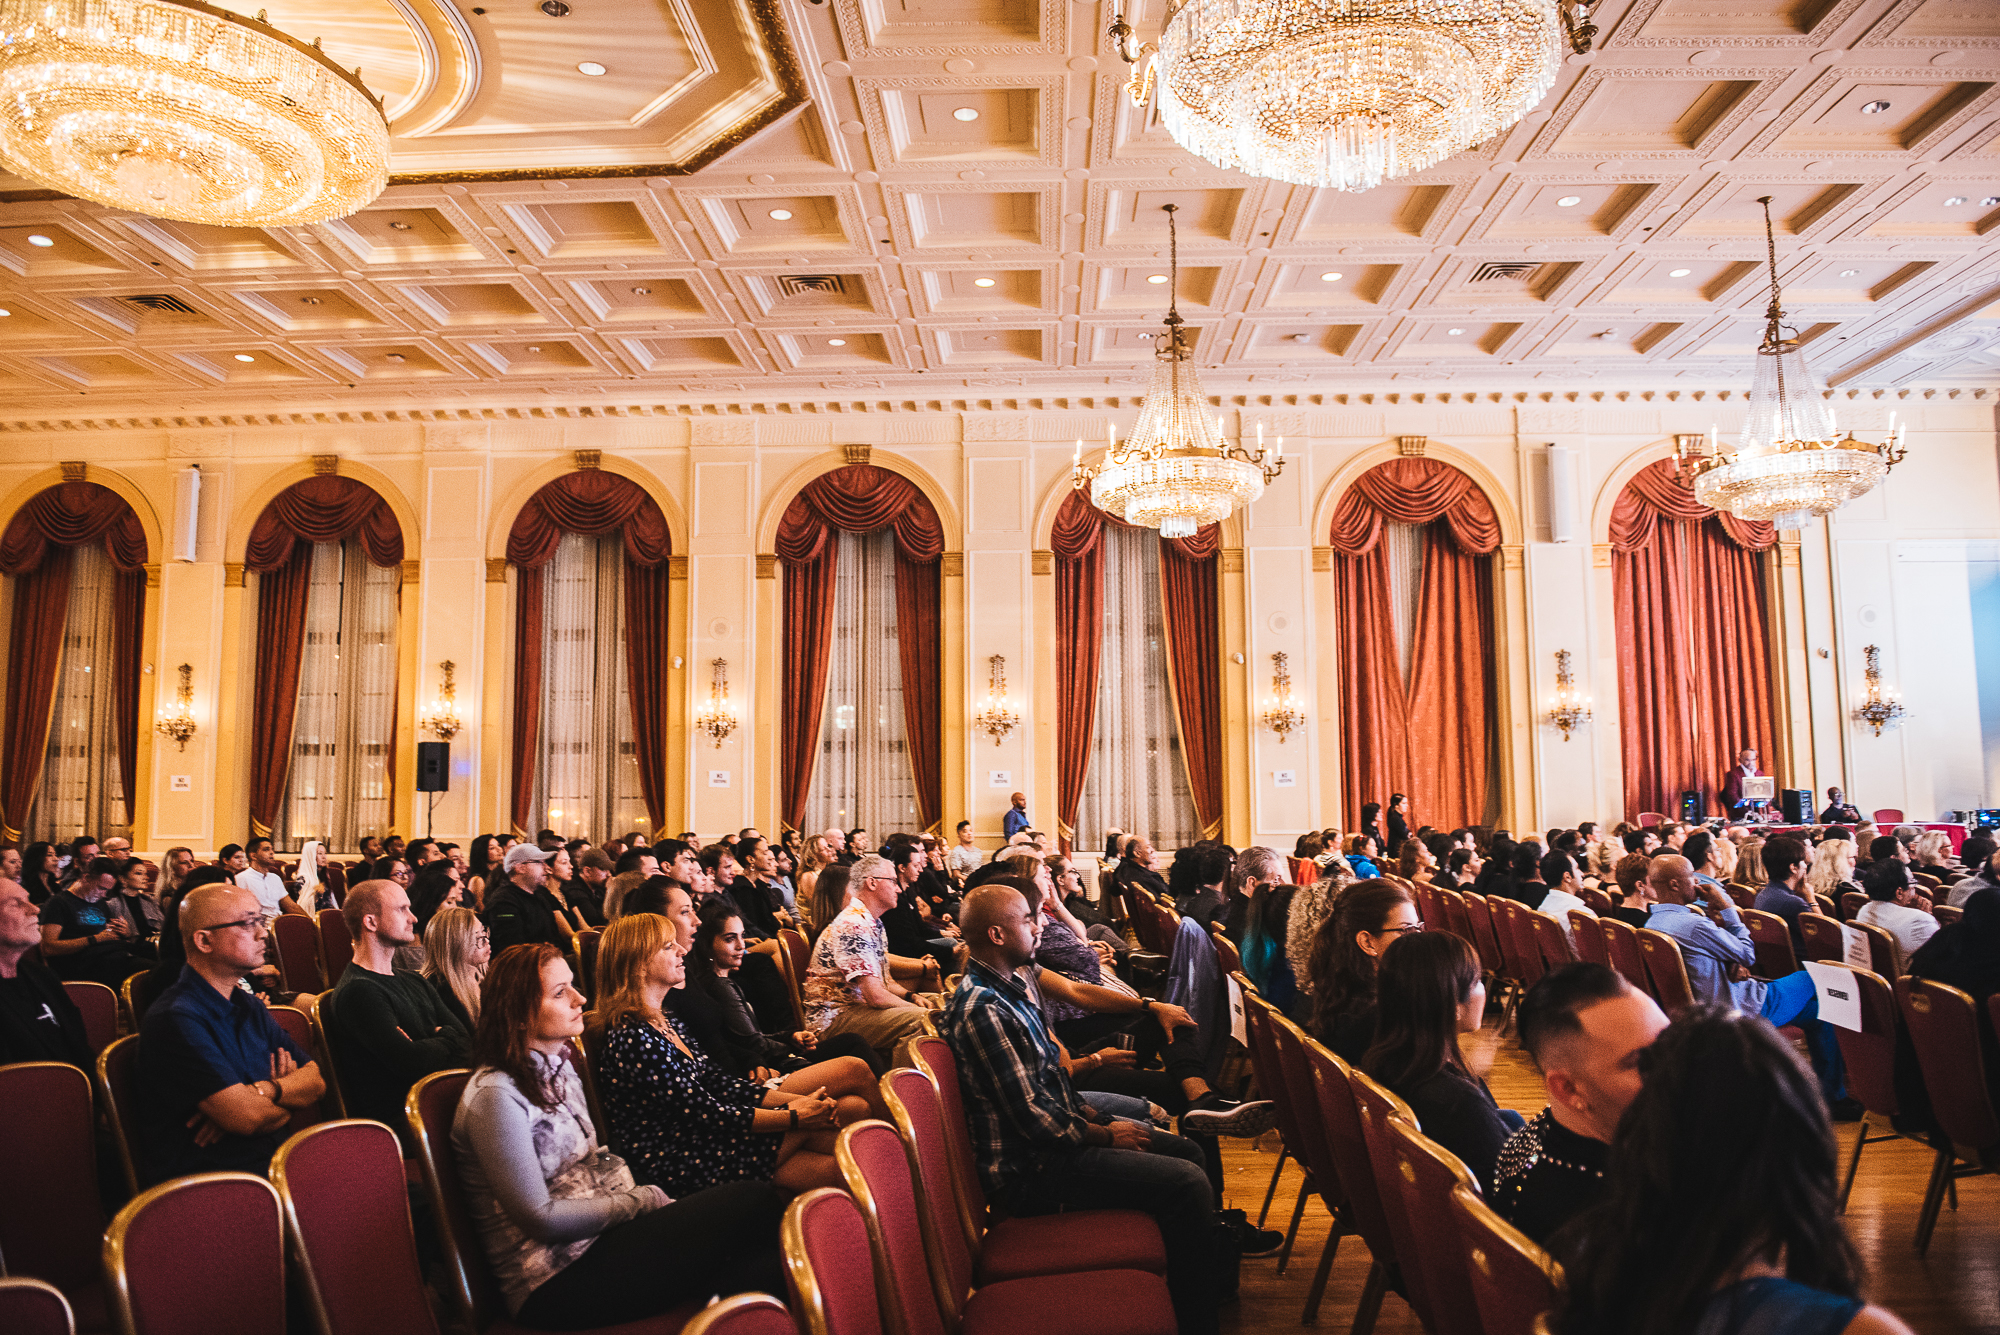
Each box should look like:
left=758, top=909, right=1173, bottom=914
left=417, top=741, right=449, bottom=792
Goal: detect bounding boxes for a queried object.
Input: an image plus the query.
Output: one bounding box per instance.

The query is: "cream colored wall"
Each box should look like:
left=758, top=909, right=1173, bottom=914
left=3, top=395, right=1993, bottom=853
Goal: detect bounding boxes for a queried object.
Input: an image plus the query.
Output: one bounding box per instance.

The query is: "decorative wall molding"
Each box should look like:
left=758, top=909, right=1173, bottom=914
left=60, top=461, right=85, bottom=481
left=311, top=454, right=339, bottom=476
left=757, top=554, right=779, bottom=580
left=668, top=556, right=689, bottom=580
left=842, top=443, right=873, bottom=465
left=224, top=563, right=245, bottom=587
left=486, top=558, right=510, bottom=583
left=941, top=552, right=963, bottom=577
left=574, top=450, right=603, bottom=470
left=1031, top=550, right=1054, bottom=575
left=401, top=560, right=422, bottom=584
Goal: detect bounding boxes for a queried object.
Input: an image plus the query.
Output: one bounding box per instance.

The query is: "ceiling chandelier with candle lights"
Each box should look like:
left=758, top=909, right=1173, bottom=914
left=1072, top=204, right=1283, bottom=539
left=1671, top=196, right=1907, bottom=531
left=1109, top=0, right=1588, bottom=194
left=0, top=0, right=391, bottom=226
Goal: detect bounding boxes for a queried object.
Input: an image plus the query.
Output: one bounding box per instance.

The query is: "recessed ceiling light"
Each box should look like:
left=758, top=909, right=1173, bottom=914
left=0, top=309, right=10, bottom=317
left=1860, top=99, right=1891, bottom=114
left=952, top=108, right=980, bottom=122
left=26, top=234, right=52, bottom=247
left=973, top=277, right=996, bottom=287
left=1146, top=274, right=1169, bottom=284
left=577, top=61, right=606, bottom=76
left=1669, top=268, right=1692, bottom=277
left=1556, top=195, right=1582, bottom=207
left=1840, top=269, right=1860, bottom=277
left=1319, top=271, right=1343, bottom=281
left=1447, top=327, right=1466, bottom=336
left=526, top=345, right=543, bottom=353
left=828, top=338, right=847, bottom=346
left=385, top=353, right=406, bottom=362
left=300, top=296, right=321, bottom=305
left=631, top=286, right=651, bottom=295
left=1289, top=332, right=1312, bottom=343
left=233, top=353, right=256, bottom=362
left=767, top=208, right=793, bottom=220
left=1944, top=196, right=1968, bottom=206
left=387, top=220, right=412, bottom=230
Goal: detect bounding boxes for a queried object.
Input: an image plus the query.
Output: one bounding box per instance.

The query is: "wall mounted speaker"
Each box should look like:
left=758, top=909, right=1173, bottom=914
left=416, top=741, right=449, bottom=793
left=1547, top=446, right=1578, bottom=544
left=171, top=465, right=201, bottom=563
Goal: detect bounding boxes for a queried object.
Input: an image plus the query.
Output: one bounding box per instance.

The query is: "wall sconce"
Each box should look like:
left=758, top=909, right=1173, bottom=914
left=1851, top=644, right=1908, bottom=737
left=972, top=654, right=1021, bottom=746
left=420, top=660, right=463, bottom=740
left=696, top=658, right=738, bottom=747
left=155, top=663, right=197, bottom=751
left=1261, top=652, right=1307, bottom=743
left=1546, top=649, right=1593, bottom=741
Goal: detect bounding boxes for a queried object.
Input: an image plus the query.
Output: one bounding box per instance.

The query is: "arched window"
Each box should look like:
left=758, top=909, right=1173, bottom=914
left=508, top=470, right=672, bottom=841
left=1611, top=459, right=1777, bottom=818
left=0, top=483, right=148, bottom=845
left=1327, top=458, right=1501, bottom=832
left=778, top=465, right=943, bottom=838
left=1053, top=492, right=1222, bottom=853
left=246, top=477, right=405, bottom=850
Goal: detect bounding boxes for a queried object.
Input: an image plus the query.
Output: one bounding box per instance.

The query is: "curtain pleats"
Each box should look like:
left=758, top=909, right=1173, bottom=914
left=893, top=547, right=941, bottom=832
left=1406, top=536, right=1493, bottom=829
left=32, top=546, right=130, bottom=842
left=248, top=545, right=314, bottom=838
left=1158, top=536, right=1224, bottom=839
left=3, top=554, right=75, bottom=842
left=624, top=558, right=672, bottom=832
left=1053, top=502, right=1103, bottom=850
left=780, top=543, right=840, bottom=833
left=112, top=566, right=142, bottom=826
left=803, top=532, right=921, bottom=836
left=533, top=534, right=645, bottom=840
left=510, top=564, right=546, bottom=837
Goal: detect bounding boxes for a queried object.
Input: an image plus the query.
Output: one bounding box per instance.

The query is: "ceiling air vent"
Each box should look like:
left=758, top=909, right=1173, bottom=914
left=122, top=293, right=201, bottom=314
left=1469, top=262, right=1538, bottom=283
left=777, top=274, right=848, bottom=298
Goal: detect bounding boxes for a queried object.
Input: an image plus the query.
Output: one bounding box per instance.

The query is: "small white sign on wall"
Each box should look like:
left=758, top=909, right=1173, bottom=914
left=708, top=770, right=731, bottom=788
left=1273, top=770, right=1297, bottom=788
left=988, top=770, right=1012, bottom=788
left=169, top=775, right=192, bottom=792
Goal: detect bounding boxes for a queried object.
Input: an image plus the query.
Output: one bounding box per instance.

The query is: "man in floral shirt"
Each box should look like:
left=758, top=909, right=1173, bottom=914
left=801, top=853, right=934, bottom=1063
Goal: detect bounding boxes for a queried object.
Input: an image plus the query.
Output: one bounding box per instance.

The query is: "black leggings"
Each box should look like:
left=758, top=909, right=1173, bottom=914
left=512, top=1181, right=788, bottom=1331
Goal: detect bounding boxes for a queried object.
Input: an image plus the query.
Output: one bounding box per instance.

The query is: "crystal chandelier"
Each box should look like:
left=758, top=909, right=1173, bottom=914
left=0, top=0, right=390, bottom=226
left=972, top=655, right=1021, bottom=747
left=695, top=658, right=738, bottom=747
left=1545, top=649, right=1592, bottom=742
left=1851, top=644, right=1908, bottom=738
left=154, top=661, right=196, bottom=751
left=1261, top=653, right=1307, bottom=744
left=1672, top=196, right=1907, bottom=530
left=1071, top=204, right=1283, bottom=539
left=420, top=661, right=462, bottom=742
left=1110, top=0, right=1577, bottom=194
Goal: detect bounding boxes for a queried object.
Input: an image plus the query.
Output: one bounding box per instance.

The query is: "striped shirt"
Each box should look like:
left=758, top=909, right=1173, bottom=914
left=943, top=958, right=1092, bottom=1196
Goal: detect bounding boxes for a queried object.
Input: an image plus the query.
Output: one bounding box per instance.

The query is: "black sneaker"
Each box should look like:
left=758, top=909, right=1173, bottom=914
left=1829, top=1096, right=1865, bottom=1123
left=1180, top=1093, right=1278, bottom=1137
left=1236, top=1221, right=1287, bottom=1257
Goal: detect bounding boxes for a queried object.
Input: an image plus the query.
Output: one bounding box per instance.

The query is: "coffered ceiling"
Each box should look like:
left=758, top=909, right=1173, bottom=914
left=0, top=0, right=1995, bottom=426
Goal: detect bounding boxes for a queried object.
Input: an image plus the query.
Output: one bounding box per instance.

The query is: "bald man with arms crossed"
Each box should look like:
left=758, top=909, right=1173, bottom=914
left=136, top=885, right=324, bottom=1184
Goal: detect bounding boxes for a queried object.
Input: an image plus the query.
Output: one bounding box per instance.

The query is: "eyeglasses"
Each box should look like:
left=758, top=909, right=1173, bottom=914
left=201, top=915, right=266, bottom=934
left=1374, top=922, right=1425, bottom=937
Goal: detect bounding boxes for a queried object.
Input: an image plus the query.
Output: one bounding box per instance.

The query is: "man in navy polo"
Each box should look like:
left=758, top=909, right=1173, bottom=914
left=137, top=884, right=324, bottom=1185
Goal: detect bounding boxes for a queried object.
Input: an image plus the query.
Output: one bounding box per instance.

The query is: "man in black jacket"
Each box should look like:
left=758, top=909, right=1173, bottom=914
left=0, top=875, right=91, bottom=1068
left=483, top=845, right=567, bottom=950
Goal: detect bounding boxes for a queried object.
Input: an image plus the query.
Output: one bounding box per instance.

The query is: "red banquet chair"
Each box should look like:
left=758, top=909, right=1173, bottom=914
left=1741, top=908, right=1799, bottom=980
left=1822, top=965, right=1937, bottom=1213
left=1349, top=1069, right=1432, bottom=1330
left=60, top=981, right=119, bottom=1056
left=1450, top=1184, right=1563, bottom=1335
left=1636, top=929, right=1697, bottom=1014
left=1798, top=912, right=1847, bottom=965
left=1273, top=1013, right=1354, bottom=1320
left=1240, top=986, right=1307, bottom=1247
left=1568, top=911, right=1610, bottom=967
left=0, top=1062, right=108, bottom=1326
left=682, top=1296, right=798, bottom=1335
left=1598, top=916, right=1651, bottom=999
left=784, top=1187, right=893, bottom=1335
left=1386, top=1119, right=1482, bottom=1335
left=0, top=1278, right=74, bottom=1335
left=104, top=1173, right=287, bottom=1335
left=1529, top=911, right=1577, bottom=971
left=1896, top=979, right=2000, bottom=1253
left=317, top=908, right=353, bottom=988
left=272, top=912, right=325, bottom=994
left=273, top=1120, right=441, bottom=1335
left=1305, top=1037, right=1399, bottom=1335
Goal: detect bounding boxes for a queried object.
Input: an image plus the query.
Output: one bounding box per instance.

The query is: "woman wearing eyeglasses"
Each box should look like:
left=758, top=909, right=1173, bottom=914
left=1361, top=931, right=1516, bottom=1194
left=1303, top=879, right=1416, bottom=1063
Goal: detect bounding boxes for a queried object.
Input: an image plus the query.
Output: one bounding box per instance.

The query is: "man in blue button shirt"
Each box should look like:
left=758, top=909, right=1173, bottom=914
left=137, top=884, right=324, bottom=1185
left=1643, top=854, right=1851, bottom=1113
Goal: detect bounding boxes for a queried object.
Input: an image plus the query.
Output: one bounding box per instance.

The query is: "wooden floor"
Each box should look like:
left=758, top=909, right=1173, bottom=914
left=1215, top=1020, right=2000, bottom=1335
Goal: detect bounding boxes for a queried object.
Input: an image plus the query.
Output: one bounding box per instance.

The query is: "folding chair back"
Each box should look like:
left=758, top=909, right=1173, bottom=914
left=879, top=1068, right=977, bottom=1306
left=1597, top=917, right=1649, bottom=995
left=1385, top=1119, right=1481, bottom=1335
left=1528, top=912, right=1577, bottom=970
left=1797, top=913, right=1846, bottom=964
left=96, top=1033, right=143, bottom=1196
left=272, top=913, right=325, bottom=994
left=1460, top=893, right=1506, bottom=981
left=835, top=1121, right=952, bottom=1335
left=0, top=1278, right=72, bottom=1335
left=267, top=1005, right=327, bottom=1133
left=317, top=909, right=353, bottom=988
left=0, top=1062, right=105, bottom=1290
left=1449, top=1185, right=1561, bottom=1335
left=783, top=1188, right=888, bottom=1335
left=1348, top=1069, right=1431, bottom=1329
left=404, top=1069, right=506, bottom=1331
left=1897, top=979, right=1999, bottom=1153
left=1567, top=912, right=1609, bottom=967
left=1849, top=921, right=1898, bottom=983
left=104, top=1174, right=285, bottom=1335
left=904, top=1034, right=985, bottom=1248
left=1636, top=929, right=1696, bottom=1014
left=60, top=981, right=119, bottom=1056
left=272, top=1120, right=441, bottom=1335
left=1740, top=908, right=1798, bottom=979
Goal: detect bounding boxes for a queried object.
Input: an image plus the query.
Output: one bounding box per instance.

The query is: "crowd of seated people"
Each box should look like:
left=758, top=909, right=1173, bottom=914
left=4, top=799, right=1986, bottom=1335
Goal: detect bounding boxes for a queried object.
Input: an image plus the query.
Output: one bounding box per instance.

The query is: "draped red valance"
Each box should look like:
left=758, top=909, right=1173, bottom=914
left=1331, top=459, right=1498, bottom=832
left=1329, top=456, right=1501, bottom=556
left=507, top=470, right=671, bottom=569
left=246, top=475, right=403, bottom=572
left=0, top=482, right=147, bottom=573
left=1051, top=492, right=1223, bottom=849
left=778, top=465, right=944, bottom=835
left=0, top=483, right=146, bottom=842
left=1612, top=459, right=1776, bottom=819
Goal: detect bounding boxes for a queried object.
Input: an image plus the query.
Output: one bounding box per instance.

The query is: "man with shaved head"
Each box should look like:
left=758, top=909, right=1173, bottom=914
left=946, top=883, right=1224, bottom=1335
left=323, top=879, right=469, bottom=1141
left=137, top=884, right=325, bottom=1183
left=1643, top=853, right=1852, bottom=1113
left=0, top=874, right=90, bottom=1068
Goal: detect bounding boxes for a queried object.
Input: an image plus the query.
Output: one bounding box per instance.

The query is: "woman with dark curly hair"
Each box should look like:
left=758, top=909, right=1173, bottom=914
left=1305, top=878, right=1416, bottom=1062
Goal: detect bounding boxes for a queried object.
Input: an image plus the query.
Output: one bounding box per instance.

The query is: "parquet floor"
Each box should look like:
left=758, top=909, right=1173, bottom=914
left=1216, top=1021, right=2000, bottom=1335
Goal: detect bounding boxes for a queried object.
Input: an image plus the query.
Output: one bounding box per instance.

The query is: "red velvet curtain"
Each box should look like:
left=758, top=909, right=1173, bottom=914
left=507, top=471, right=674, bottom=836
left=0, top=484, right=148, bottom=843
left=1611, top=459, right=1777, bottom=818
left=1051, top=492, right=1223, bottom=848
left=1329, top=458, right=1500, bottom=831
left=776, top=465, right=944, bottom=834
left=245, top=476, right=406, bottom=838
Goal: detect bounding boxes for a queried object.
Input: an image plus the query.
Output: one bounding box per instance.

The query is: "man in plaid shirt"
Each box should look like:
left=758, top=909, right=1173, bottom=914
left=944, top=883, right=1221, bottom=1335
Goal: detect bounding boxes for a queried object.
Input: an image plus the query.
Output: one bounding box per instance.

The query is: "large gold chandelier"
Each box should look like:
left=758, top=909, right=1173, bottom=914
left=0, top=0, right=390, bottom=226
left=1071, top=204, right=1283, bottom=538
left=1112, top=0, right=1575, bottom=193
left=1672, top=197, right=1907, bottom=530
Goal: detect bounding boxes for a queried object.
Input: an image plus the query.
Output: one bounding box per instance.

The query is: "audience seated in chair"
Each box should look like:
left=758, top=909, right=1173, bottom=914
left=684, top=899, right=885, bottom=1077
left=451, top=942, right=787, bottom=1330
left=800, top=853, right=937, bottom=1065
left=1537, top=850, right=1597, bottom=942
left=1545, top=1006, right=1914, bottom=1335
left=1753, top=836, right=1816, bottom=953
left=1492, top=963, right=1668, bottom=1246
left=1853, top=861, right=1938, bottom=976
left=1305, top=879, right=1417, bottom=1063
left=135, top=883, right=324, bottom=1185
left=483, top=844, right=569, bottom=951
left=0, top=875, right=91, bottom=1068
left=38, top=856, right=152, bottom=988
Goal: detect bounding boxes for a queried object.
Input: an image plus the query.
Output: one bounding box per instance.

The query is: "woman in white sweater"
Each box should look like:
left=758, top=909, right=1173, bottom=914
left=451, top=942, right=786, bottom=1329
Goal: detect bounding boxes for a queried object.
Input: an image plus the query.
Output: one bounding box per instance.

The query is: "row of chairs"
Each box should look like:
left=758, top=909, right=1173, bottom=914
left=1237, top=984, right=1558, bottom=1335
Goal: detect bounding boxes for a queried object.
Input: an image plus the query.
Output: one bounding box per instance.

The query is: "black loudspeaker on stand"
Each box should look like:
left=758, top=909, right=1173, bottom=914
left=417, top=742, right=449, bottom=792
left=1781, top=788, right=1811, bottom=825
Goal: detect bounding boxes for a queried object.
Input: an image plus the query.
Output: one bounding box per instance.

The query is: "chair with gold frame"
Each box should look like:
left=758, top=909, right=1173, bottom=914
left=680, top=1293, right=797, bottom=1335
left=1385, top=1119, right=1481, bottom=1335
left=103, top=1173, right=286, bottom=1335
left=1450, top=1184, right=1563, bottom=1335
left=783, top=1186, right=894, bottom=1335
left=0, top=1277, right=74, bottom=1335
left=271, top=1120, right=440, bottom=1335
left=59, top=980, right=119, bottom=1055
left=0, top=1062, right=107, bottom=1316
left=95, top=1033, right=143, bottom=1197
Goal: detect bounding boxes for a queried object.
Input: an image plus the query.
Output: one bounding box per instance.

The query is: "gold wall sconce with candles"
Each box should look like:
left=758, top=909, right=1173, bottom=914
left=696, top=658, right=738, bottom=746
left=154, top=663, right=197, bottom=751
left=973, top=654, right=1022, bottom=746
left=1546, top=650, right=1592, bottom=741
left=1262, top=652, right=1307, bottom=743
left=420, top=660, right=463, bottom=740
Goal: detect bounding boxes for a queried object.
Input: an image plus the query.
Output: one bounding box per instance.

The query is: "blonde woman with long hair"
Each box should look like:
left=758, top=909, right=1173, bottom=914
left=591, top=913, right=861, bottom=1195
left=421, top=906, right=490, bottom=1031
left=1807, top=839, right=1858, bottom=904
left=795, top=834, right=832, bottom=908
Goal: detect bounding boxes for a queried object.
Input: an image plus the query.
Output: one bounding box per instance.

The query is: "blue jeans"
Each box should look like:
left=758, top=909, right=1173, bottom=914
left=1083, top=1090, right=1159, bottom=1123
left=1762, top=971, right=1846, bottom=1101
left=994, top=1128, right=1218, bottom=1335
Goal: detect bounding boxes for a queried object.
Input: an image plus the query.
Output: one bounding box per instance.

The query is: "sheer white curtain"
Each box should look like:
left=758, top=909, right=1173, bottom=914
left=803, top=529, right=920, bottom=838
left=278, top=540, right=398, bottom=852
left=30, top=543, right=128, bottom=842
left=1382, top=520, right=1425, bottom=690
left=1075, top=523, right=1197, bottom=856
left=533, top=531, right=647, bottom=841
